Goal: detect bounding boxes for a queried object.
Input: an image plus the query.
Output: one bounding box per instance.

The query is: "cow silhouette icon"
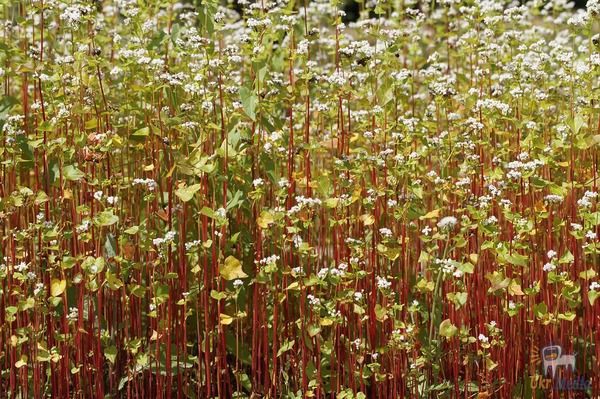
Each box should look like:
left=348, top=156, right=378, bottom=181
left=542, top=345, right=576, bottom=378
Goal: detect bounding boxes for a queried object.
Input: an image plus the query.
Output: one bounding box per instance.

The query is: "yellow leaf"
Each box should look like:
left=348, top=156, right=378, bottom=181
left=50, top=279, right=66, bottom=297
left=508, top=280, right=524, bottom=296
left=15, top=355, right=27, bottom=368
left=324, top=198, right=339, bottom=208
left=257, top=211, right=274, bottom=229
left=220, top=313, right=233, bottom=325
left=220, top=255, right=248, bottom=280
left=164, top=164, right=176, bottom=179
left=534, top=201, right=546, bottom=213
left=320, top=318, right=334, bottom=326
left=420, top=209, right=440, bottom=220
left=486, top=357, right=498, bottom=371
left=360, top=214, right=375, bottom=226
left=469, top=253, right=479, bottom=264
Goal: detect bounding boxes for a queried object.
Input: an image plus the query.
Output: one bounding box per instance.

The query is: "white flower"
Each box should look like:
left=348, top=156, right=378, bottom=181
left=547, top=250, right=557, bottom=259
left=67, top=307, right=79, bottom=321
left=478, top=334, right=489, bottom=343
left=586, top=230, right=597, bottom=240
left=93, top=191, right=103, bottom=201
left=165, top=231, right=176, bottom=241
left=376, top=276, right=391, bottom=290
left=292, top=235, right=303, bottom=248
left=317, top=268, right=329, bottom=279
left=307, top=294, right=320, bottom=307
left=379, top=227, right=393, bottom=237
left=543, top=263, right=556, bottom=272
left=132, top=178, right=158, bottom=191
left=437, top=216, right=458, bottom=230
left=185, top=240, right=202, bottom=251
left=571, top=223, right=583, bottom=231
left=34, top=283, right=45, bottom=296
left=590, top=282, right=600, bottom=291
left=15, top=262, right=28, bottom=272
left=233, top=279, right=244, bottom=288
left=577, top=191, right=597, bottom=209
left=544, top=194, right=563, bottom=204
left=76, top=220, right=91, bottom=233
left=252, top=178, right=264, bottom=188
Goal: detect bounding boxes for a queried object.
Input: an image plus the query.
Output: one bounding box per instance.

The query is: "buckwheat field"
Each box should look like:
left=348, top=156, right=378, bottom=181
left=1, top=0, right=600, bottom=398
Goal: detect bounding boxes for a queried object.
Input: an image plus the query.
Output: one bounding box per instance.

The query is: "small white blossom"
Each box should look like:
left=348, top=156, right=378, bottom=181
left=437, top=216, right=458, bottom=230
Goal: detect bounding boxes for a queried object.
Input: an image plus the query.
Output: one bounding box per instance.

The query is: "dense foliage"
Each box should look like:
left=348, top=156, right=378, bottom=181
left=2, top=0, right=600, bottom=397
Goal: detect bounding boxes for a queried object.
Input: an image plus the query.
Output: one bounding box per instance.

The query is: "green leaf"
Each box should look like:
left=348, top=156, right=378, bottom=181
left=558, top=312, right=576, bottom=321
left=502, top=252, right=528, bottom=267
left=94, top=210, right=119, bottom=227
left=63, top=165, right=85, bottom=181
left=439, top=319, right=458, bottom=338
left=446, top=292, right=468, bottom=308
left=85, top=118, right=98, bottom=130
left=154, top=283, right=169, bottom=304
left=130, top=126, right=150, bottom=142
left=579, top=269, right=596, bottom=280
left=377, top=244, right=400, bottom=261
left=239, top=87, right=257, bottom=121
left=104, top=233, right=117, bottom=258
left=130, top=285, right=146, bottom=298
left=277, top=339, right=294, bottom=357
left=589, top=290, right=600, bottom=306
left=105, top=345, right=118, bottom=364
left=200, top=206, right=216, bottom=219
left=175, top=183, right=201, bottom=202
left=61, top=256, right=77, bottom=270
left=106, top=270, right=124, bottom=290
left=533, top=302, right=548, bottom=318
left=457, top=262, right=474, bottom=274
left=220, top=255, right=247, bottom=280
left=210, top=290, right=227, bottom=300
left=124, top=226, right=139, bottom=235
left=558, top=250, right=574, bottom=264
left=307, top=324, right=321, bottom=337
left=569, top=113, right=586, bottom=135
